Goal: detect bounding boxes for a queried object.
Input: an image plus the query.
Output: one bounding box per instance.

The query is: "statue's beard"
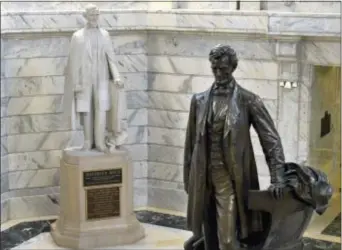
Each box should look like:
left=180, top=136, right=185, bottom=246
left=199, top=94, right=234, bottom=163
left=215, top=76, right=232, bottom=85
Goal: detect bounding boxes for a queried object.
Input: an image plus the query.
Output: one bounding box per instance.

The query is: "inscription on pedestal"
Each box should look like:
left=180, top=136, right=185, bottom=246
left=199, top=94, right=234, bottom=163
left=83, top=169, right=122, bottom=186
left=86, top=187, right=120, bottom=220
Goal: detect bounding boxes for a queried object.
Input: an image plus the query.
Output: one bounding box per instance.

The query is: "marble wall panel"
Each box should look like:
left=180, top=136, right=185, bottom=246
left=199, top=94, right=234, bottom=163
left=8, top=168, right=59, bottom=190
left=277, top=87, right=300, bottom=162
left=147, top=34, right=275, bottom=60
left=147, top=180, right=186, bottom=213
left=1, top=12, right=148, bottom=32
left=1, top=1, right=148, bottom=12
left=1, top=173, right=9, bottom=194
left=5, top=91, right=146, bottom=116
left=148, top=56, right=278, bottom=80
left=8, top=194, right=60, bottom=220
left=134, top=178, right=148, bottom=208
left=304, top=41, right=341, bottom=66
left=1, top=199, right=9, bottom=223
left=128, top=108, right=148, bottom=126
left=269, top=14, right=340, bottom=37
left=1, top=11, right=268, bottom=34
left=148, top=127, right=185, bottom=147
left=2, top=54, right=147, bottom=78
left=175, top=12, right=268, bottom=33
left=7, top=150, right=62, bottom=172
left=148, top=144, right=183, bottom=165
left=148, top=162, right=182, bottom=183
left=126, top=144, right=148, bottom=162
left=2, top=34, right=147, bottom=59
left=5, top=131, right=83, bottom=154
left=266, top=1, right=340, bottom=13
left=148, top=109, right=189, bottom=129
left=147, top=92, right=192, bottom=112
left=3, top=74, right=147, bottom=98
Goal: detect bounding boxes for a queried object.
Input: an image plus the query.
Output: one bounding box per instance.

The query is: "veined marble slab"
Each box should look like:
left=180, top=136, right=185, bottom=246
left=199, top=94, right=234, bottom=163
left=8, top=168, right=60, bottom=190
left=148, top=109, right=189, bottom=130
left=4, top=91, right=147, bottom=116
left=2, top=35, right=147, bottom=59
left=148, top=162, right=182, bottom=183
left=2, top=54, right=147, bottom=78
left=5, top=131, right=83, bottom=153
left=269, top=12, right=340, bottom=37
left=1, top=10, right=339, bottom=38
left=3, top=73, right=147, bottom=96
left=304, top=41, right=341, bottom=66
left=1, top=1, right=149, bottom=12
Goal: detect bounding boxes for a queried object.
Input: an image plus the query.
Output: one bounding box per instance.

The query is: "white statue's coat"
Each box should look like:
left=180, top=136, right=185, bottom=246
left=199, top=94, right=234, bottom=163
left=63, top=27, right=125, bottom=138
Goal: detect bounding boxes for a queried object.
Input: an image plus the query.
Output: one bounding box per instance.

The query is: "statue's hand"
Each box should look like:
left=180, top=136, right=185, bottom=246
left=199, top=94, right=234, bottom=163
left=74, top=85, right=84, bottom=93
left=268, top=182, right=286, bottom=200
left=115, top=79, right=124, bottom=89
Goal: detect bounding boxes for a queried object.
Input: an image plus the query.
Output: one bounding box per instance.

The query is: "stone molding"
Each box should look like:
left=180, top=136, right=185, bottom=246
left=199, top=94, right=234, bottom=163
left=1, top=10, right=340, bottom=40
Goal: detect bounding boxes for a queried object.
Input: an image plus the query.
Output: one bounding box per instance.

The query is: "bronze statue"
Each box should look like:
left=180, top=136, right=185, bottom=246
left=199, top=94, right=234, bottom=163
left=183, top=44, right=288, bottom=250
left=183, top=44, right=333, bottom=250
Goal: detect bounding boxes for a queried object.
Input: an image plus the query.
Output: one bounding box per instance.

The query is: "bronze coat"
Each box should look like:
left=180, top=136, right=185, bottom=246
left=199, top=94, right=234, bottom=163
left=183, top=80, right=285, bottom=240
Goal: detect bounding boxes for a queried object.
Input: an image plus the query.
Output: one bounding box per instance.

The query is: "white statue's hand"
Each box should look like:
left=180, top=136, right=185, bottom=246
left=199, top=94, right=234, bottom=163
left=115, top=79, right=124, bottom=89
left=74, top=85, right=84, bottom=93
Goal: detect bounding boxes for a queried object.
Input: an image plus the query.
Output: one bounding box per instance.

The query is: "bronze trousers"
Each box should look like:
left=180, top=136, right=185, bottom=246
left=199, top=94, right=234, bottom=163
left=204, top=164, right=238, bottom=250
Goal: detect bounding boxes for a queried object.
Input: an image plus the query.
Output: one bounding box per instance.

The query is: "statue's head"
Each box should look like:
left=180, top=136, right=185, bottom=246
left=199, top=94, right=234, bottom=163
left=209, top=44, right=238, bottom=84
left=83, top=4, right=100, bottom=27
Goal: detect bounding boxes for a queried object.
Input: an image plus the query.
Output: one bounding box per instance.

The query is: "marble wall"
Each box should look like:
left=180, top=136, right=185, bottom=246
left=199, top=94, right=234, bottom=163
left=1, top=8, right=340, bottom=221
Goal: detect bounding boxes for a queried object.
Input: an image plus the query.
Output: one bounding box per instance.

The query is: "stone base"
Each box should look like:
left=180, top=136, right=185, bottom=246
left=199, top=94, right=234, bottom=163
left=51, top=148, right=145, bottom=249
left=51, top=215, right=145, bottom=249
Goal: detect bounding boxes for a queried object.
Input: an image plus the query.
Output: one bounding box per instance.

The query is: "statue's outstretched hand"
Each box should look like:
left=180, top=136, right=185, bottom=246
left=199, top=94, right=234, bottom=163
left=268, top=182, right=286, bottom=200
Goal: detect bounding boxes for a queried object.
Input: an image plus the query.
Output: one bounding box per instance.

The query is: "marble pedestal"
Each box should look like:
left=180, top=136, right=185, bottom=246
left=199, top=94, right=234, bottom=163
left=51, top=149, right=145, bottom=249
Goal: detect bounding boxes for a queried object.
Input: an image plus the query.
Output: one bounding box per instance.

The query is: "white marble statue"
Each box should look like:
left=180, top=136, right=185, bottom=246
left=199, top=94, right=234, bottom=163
left=63, top=4, right=127, bottom=153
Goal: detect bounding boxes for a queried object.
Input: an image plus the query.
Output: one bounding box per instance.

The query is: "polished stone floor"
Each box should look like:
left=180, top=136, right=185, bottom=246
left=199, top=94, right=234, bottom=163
left=1, top=197, right=341, bottom=250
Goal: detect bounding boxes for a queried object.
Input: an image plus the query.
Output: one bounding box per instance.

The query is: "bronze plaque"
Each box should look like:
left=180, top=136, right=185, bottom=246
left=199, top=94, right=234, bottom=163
left=86, top=186, right=120, bottom=220
left=83, top=169, right=122, bottom=187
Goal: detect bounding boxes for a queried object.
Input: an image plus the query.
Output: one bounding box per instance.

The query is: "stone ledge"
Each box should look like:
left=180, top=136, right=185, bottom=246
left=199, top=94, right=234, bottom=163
left=1, top=10, right=340, bottom=39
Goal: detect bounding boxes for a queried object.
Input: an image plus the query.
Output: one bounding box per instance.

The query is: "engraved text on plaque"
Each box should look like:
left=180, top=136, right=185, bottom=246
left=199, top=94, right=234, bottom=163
left=86, top=186, right=120, bottom=220
left=83, top=169, right=122, bottom=186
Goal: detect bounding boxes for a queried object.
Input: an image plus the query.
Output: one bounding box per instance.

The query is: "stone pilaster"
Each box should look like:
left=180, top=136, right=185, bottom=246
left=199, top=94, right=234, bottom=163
left=275, top=38, right=302, bottom=162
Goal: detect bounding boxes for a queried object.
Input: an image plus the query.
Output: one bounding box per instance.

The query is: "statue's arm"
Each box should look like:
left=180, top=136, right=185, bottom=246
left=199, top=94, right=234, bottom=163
left=249, top=95, right=285, bottom=184
left=65, top=34, right=81, bottom=91
left=104, top=32, right=121, bottom=83
left=184, top=94, right=197, bottom=193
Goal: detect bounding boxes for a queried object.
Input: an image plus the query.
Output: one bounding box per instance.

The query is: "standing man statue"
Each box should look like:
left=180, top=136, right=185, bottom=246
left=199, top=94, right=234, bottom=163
left=63, top=4, right=127, bottom=153
left=183, top=45, right=286, bottom=250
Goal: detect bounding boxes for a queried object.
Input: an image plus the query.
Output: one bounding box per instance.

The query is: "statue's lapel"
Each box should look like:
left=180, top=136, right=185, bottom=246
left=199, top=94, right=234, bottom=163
left=223, top=81, right=240, bottom=139
left=83, top=29, right=92, bottom=60
left=199, top=85, right=213, bottom=136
